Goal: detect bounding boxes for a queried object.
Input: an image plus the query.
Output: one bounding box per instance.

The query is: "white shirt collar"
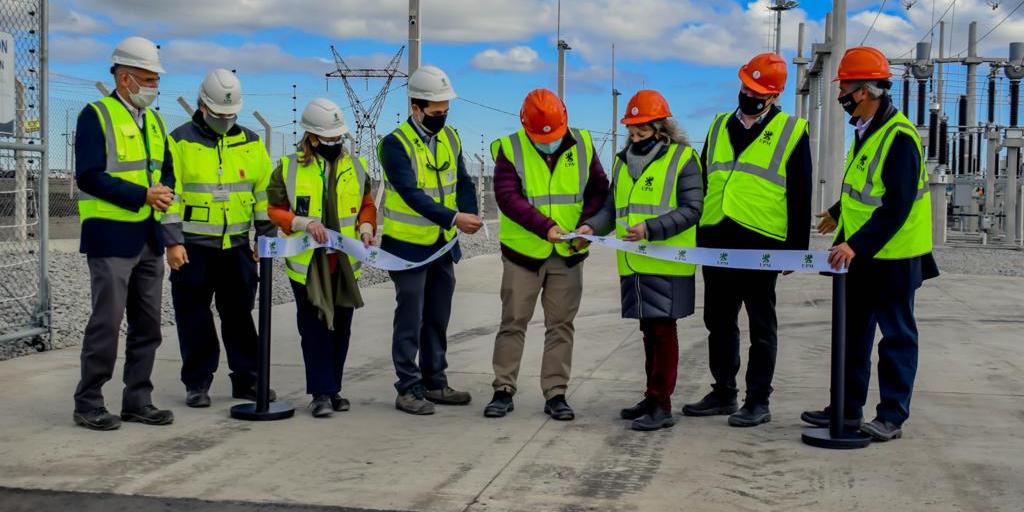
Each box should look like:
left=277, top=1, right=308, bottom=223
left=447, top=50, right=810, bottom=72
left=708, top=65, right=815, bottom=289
left=114, top=91, right=144, bottom=128
left=855, top=116, right=874, bottom=139
left=734, top=108, right=771, bottom=130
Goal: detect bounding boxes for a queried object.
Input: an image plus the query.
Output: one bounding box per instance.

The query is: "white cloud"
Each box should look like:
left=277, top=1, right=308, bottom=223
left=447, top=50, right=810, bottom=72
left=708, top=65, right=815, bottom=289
left=161, top=41, right=332, bottom=75
left=51, top=36, right=110, bottom=63
left=471, top=46, right=541, bottom=72
left=50, top=4, right=108, bottom=35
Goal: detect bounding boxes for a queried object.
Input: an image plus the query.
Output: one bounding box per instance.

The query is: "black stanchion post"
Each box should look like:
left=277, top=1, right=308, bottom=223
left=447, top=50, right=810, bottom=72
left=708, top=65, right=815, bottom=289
left=231, top=253, right=295, bottom=421
left=801, top=273, right=871, bottom=449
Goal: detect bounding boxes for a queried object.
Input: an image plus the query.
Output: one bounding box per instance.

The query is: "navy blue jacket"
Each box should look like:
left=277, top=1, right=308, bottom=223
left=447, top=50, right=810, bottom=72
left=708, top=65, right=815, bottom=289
left=75, top=93, right=175, bottom=258
left=829, top=96, right=939, bottom=294
left=378, top=117, right=478, bottom=263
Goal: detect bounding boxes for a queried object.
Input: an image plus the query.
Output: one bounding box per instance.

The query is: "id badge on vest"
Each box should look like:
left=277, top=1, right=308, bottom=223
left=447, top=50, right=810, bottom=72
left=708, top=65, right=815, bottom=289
left=212, top=166, right=231, bottom=202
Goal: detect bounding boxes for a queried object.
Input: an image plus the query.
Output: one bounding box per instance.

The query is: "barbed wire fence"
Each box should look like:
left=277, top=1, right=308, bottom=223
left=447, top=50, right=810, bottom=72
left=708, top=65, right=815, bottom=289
left=0, top=0, right=49, bottom=351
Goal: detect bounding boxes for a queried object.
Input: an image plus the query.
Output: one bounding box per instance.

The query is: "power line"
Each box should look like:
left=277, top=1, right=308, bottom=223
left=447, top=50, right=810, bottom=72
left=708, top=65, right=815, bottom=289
left=457, top=97, right=518, bottom=117
left=977, top=0, right=1024, bottom=45
left=860, top=0, right=890, bottom=45
left=898, top=0, right=958, bottom=58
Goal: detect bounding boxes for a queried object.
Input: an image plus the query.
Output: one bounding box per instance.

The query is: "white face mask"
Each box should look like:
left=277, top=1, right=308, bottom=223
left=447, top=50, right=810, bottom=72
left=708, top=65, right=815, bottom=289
left=128, top=74, right=158, bottom=109
left=535, top=140, right=561, bottom=155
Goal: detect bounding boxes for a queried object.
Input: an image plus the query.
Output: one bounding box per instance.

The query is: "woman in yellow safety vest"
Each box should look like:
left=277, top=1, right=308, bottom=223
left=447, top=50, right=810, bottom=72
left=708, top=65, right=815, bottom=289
left=583, top=90, right=704, bottom=431
left=266, top=98, right=376, bottom=418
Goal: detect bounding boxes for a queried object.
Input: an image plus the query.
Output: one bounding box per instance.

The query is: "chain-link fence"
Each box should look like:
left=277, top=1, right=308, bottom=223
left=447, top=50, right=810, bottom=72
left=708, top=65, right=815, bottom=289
left=0, top=0, right=49, bottom=351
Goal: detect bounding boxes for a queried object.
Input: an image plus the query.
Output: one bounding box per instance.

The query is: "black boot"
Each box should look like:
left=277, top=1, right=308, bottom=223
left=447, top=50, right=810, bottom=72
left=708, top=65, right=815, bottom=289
left=801, top=407, right=862, bottom=429
left=73, top=407, right=121, bottom=431
left=120, top=405, right=174, bottom=425
left=631, top=407, right=676, bottom=431
left=310, top=395, right=333, bottom=418
left=681, top=392, right=738, bottom=417
left=330, top=394, right=350, bottom=412
left=543, top=395, right=575, bottom=421
left=728, top=402, right=771, bottom=427
left=186, top=388, right=211, bottom=408
left=484, top=391, right=514, bottom=418
left=620, top=396, right=655, bottom=420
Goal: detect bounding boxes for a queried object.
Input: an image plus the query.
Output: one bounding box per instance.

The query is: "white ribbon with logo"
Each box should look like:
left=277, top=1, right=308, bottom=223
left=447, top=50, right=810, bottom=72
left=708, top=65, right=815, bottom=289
left=258, top=231, right=459, bottom=272
left=560, top=233, right=845, bottom=274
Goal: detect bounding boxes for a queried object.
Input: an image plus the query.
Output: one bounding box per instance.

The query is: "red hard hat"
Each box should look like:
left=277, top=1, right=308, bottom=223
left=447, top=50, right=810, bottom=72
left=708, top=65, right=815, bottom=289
left=520, top=88, right=568, bottom=144
left=621, top=90, right=672, bottom=125
left=834, top=46, right=892, bottom=82
left=739, top=53, right=788, bottom=95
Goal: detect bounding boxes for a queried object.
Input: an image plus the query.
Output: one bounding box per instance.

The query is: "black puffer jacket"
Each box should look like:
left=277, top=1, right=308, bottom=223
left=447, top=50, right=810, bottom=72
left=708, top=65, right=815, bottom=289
left=587, top=142, right=704, bottom=319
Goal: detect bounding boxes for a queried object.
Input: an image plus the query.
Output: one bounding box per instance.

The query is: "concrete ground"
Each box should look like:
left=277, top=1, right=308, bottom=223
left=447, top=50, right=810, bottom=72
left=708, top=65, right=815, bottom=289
left=0, top=247, right=1022, bottom=512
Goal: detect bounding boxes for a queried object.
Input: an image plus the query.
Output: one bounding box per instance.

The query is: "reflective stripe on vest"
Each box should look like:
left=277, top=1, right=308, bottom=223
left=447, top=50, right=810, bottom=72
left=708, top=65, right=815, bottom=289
left=491, top=128, right=592, bottom=259
left=837, top=111, right=933, bottom=259
left=281, top=152, right=367, bottom=283
left=77, top=97, right=167, bottom=224
left=700, top=112, right=805, bottom=241
left=380, top=121, right=459, bottom=246
left=613, top=144, right=697, bottom=277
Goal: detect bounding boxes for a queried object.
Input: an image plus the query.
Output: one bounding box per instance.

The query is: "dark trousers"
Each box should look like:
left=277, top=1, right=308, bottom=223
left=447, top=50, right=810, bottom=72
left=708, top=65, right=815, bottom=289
left=841, top=276, right=919, bottom=426
left=639, top=318, right=679, bottom=411
left=290, top=280, right=354, bottom=396
left=389, top=254, right=455, bottom=394
left=170, top=244, right=258, bottom=392
left=702, top=267, right=779, bottom=405
left=74, top=243, right=164, bottom=412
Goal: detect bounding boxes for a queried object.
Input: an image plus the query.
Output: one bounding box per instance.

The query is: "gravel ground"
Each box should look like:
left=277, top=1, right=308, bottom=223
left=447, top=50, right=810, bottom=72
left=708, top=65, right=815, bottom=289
left=1, top=229, right=1021, bottom=360
left=0, top=230, right=499, bottom=361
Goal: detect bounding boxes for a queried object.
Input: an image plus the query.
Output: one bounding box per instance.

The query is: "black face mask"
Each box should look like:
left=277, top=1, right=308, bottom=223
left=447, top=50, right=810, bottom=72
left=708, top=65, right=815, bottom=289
left=738, top=91, right=770, bottom=116
left=631, top=136, right=658, bottom=155
left=314, top=143, right=342, bottom=162
left=838, top=90, right=860, bottom=116
left=421, top=112, right=447, bottom=134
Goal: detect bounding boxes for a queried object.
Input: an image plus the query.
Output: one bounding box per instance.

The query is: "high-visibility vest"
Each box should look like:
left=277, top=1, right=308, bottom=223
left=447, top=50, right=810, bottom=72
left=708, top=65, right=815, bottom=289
left=700, top=111, right=807, bottom=241
left=613, top=143, right=698, bottom=277
left=162, top=122, right=271, bottom=249
left=837, top=111, right=933, bottom=259
left=77, top=96, right=167, bottom=223
left=490, top=128, right=593, bottom=259
left=279, top=151, right=368, bottom=284
left=378, top=121, right=460, bottom=246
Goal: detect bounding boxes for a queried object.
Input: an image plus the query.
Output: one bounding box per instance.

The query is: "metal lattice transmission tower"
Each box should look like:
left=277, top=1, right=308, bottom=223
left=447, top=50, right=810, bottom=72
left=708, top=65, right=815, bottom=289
left=326, top=45, right=407, bottom=179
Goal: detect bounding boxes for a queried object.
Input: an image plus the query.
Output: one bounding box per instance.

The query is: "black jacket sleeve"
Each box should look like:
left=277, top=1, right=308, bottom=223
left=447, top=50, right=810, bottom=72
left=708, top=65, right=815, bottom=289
left=846, top=132, right=920, bottom=258
left=74, top=106, right=148, bottom=211
left=454, top=145, right=479, bottom=216
left=784, top=132, right=812, bottom=250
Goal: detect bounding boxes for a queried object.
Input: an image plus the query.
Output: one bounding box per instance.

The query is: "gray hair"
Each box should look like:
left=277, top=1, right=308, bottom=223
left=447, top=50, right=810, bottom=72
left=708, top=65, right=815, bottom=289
left=650, top=118, right=689, bottom=146
left=846, top=80, right=888, bottom=99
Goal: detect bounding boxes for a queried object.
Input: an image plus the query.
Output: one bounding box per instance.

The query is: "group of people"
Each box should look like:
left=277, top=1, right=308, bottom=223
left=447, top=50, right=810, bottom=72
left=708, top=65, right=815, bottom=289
left=71, top=36, right=938, bottom=444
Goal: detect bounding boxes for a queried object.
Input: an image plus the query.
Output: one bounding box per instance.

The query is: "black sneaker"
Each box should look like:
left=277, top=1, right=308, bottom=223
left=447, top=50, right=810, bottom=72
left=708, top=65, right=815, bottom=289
left=120, top=405, right=174, bottom=426
left=728, top=403, right=771, bottom=427
left=232, top=384, right=277, bottom=402
left=73, top=407, right=121, bottom=431
left=620, top=396, right=656, bottom=420
left=860, top=418, right=903, bottom=442
left=681, top=392, right=738, bottom=417
left=310, top=395, right=333, bottom=418
left=801, top=408, right=863, bottom=429
left=631, top=407, right=676, bottom=431
left=186, top=388, right=211, bottom=408
left=330, top=394, right=350, bottom=412
left=544, top=395, right=575, bottom=421
left=484, top=391, right=515, bottom=418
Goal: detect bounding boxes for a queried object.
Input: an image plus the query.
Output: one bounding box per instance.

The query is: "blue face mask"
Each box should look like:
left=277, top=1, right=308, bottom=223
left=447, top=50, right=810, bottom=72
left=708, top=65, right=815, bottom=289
left=535, top=140, right=561, bottom=155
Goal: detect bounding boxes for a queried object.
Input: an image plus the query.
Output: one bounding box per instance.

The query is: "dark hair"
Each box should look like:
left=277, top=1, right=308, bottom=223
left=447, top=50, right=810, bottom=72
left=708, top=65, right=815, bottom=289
left=410, top=98, right=430, bottom=110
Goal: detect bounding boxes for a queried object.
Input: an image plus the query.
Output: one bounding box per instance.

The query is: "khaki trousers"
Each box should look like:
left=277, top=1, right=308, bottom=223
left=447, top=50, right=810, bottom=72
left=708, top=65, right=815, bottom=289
left=492, top=255, right=583, bottom=399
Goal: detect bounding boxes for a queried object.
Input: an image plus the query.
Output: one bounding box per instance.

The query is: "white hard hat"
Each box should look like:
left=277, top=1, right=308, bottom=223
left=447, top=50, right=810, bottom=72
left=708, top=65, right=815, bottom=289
left=300, top=97, right=349, bottom=138
left=111, top=36, right=165, bottom=74
left=199, top=69, right=243, bottom=115
left=408, top=65, right=457, bottom=102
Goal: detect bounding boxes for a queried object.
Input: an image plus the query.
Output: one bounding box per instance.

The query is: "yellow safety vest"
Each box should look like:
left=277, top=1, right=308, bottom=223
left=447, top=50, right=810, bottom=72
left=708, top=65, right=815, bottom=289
left=163, top=122, right=272, bottom=249
left=614, top=144, right=698, bottom=277
left=77, top=96, right=167, bottom=223
left=837, top=111, right=933, bottom=259
left=700, top=111, right=806, bottom=241
left=280, top=151, right=367, bottom=284
left=490, top=128, right=593, bottom=259
left=379, top=121, right=459, bottom=246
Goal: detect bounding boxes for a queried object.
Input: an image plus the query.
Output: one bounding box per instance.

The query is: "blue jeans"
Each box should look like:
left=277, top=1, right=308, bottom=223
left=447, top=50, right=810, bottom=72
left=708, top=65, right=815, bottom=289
left=842, top=277, right=919, bottom=426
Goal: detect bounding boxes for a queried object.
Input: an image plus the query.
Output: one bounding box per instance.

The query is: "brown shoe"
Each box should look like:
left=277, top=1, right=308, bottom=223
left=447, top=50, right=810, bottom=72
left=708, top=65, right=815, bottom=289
left=424, top=386, right=472, bottom=405
left=396, top=387, right=435, bottom=415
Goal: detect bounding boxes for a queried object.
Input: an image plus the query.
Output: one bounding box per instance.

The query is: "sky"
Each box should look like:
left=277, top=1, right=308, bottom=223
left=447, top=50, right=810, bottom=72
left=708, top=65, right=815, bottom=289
left=46, top=0, right=1024, bottom=168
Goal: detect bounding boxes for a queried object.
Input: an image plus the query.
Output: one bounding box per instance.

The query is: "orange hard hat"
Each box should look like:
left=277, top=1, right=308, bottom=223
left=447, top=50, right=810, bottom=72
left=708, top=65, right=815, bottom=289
left=621, top=90, right=672, bottom=125
left=520, top=88, right=568, bottom=144
left=738, top=53, right=787, bottom=95
left=834, top=46, right=892, bottom=82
